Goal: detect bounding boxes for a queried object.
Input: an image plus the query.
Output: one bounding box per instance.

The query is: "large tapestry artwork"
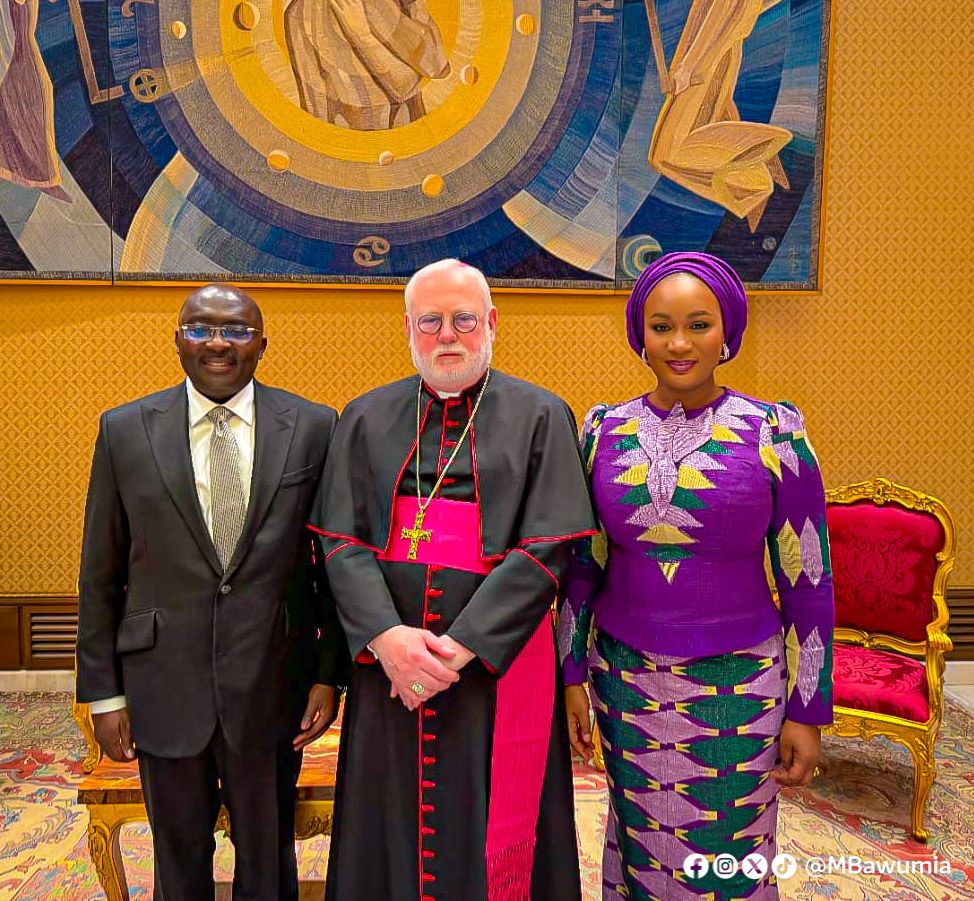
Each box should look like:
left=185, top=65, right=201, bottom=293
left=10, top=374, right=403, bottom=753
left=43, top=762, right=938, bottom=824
left=0, top=0, right=831, bottom=287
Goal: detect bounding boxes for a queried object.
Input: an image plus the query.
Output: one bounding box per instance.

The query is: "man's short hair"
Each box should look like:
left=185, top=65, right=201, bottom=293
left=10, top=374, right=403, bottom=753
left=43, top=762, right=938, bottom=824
left=404, top=259, right=493, bottom=313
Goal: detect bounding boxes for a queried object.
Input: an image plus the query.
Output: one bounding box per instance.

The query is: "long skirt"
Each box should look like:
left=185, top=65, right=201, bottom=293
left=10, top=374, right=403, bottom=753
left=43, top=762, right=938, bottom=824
left=590, top=629, right=786, bottom=900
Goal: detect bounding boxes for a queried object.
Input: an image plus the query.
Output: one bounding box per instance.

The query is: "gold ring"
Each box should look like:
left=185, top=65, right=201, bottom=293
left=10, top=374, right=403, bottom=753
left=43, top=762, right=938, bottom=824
left=411, top=681, right=426, bottom=695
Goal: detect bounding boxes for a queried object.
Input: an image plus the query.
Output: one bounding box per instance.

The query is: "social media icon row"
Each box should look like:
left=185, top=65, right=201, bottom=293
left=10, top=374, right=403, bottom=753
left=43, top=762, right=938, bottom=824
left=683, top=852, right=799, bottom=881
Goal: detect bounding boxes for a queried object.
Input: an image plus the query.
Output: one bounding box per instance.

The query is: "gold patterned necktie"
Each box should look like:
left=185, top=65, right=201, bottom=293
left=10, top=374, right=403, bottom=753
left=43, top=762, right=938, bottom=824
left=207, top=406, right=247, bottom=569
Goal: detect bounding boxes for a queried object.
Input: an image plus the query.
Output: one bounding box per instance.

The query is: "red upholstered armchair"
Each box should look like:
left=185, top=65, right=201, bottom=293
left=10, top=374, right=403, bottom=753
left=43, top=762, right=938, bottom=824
left=823, top=478, right=956, bottom=842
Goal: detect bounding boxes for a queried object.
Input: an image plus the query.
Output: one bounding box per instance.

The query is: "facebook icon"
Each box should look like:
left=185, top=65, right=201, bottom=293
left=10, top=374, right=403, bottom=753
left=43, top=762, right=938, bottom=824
left=683, top=853, right=710, bottom=879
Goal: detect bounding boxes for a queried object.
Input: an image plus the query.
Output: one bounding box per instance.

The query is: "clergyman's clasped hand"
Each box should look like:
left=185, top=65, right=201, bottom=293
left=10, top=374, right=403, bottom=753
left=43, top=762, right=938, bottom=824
left=370, top=625, right=475, bottom=710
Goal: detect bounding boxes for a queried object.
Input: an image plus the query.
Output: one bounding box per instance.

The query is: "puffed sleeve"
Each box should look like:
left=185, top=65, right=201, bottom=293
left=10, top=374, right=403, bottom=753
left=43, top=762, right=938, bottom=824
left=762, top=402, right=835, bottom=725
left=557, top=404, right=609, bottom=685
left=445, top=398, right=597, bottom=675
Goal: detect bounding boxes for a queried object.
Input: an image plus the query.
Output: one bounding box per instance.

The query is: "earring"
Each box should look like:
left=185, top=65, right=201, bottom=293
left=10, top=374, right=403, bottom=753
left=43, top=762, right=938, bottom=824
left=719, top=342, right=730, bottom=362
left=640, top=347, right=649, bottom=365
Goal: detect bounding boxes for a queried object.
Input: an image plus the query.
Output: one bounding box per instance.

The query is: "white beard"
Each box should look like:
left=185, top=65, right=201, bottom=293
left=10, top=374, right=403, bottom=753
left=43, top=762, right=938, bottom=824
left=410, top=336, right=493, bottom=393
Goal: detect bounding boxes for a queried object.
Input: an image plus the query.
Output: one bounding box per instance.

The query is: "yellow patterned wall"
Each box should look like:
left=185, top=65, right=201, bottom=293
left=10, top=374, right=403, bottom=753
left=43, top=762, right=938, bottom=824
left=1, top=0, right=973, bottom=592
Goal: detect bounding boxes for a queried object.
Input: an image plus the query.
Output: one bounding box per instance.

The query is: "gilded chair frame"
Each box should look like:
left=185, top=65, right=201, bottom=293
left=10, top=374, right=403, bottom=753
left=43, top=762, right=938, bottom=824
left=822, top=477, right=956, bottom=842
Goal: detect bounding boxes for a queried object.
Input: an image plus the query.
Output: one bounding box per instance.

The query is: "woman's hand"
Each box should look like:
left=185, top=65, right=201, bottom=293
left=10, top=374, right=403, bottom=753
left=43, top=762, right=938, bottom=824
left=565, top=684, right=594, bottom=762
left=771, top=720, right=821, bottom=787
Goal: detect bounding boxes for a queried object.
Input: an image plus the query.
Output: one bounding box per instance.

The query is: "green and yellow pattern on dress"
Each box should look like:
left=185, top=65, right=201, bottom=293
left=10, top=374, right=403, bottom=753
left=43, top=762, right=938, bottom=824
left=592, top=630, right=786, bottom=900
left=605, top=394, right=778, bottom=586
left=559, top=404, right=609, bottom=676
left=759, top=400, right=834, bottom=718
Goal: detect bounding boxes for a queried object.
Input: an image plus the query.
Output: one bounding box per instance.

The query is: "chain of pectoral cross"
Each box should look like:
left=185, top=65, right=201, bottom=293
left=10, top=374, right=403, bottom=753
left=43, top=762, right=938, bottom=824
left=401, top=371, right=492, bottom=560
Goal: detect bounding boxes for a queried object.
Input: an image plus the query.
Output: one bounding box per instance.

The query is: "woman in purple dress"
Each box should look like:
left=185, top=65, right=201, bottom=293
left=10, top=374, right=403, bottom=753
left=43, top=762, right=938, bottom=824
left=560, top=252, right=834, bottom=900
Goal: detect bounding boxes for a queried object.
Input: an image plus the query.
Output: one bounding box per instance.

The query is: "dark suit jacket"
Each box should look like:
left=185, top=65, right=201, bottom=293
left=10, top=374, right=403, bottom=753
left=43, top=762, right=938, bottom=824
left=76, top=381, right=344, bottom=757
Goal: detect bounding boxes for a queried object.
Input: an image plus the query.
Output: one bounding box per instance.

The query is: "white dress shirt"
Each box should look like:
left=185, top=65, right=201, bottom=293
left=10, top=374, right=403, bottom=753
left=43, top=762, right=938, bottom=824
left=187, top=377, right=256, bottom=532
left=89, top=380, right=257, bottom=715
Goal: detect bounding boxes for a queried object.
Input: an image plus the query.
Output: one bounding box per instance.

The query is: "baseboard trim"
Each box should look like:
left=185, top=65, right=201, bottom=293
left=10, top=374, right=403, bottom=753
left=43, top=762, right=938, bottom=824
left=946, top=660, right=974, bottom=686
left=0, top=669, right=74, bottom=692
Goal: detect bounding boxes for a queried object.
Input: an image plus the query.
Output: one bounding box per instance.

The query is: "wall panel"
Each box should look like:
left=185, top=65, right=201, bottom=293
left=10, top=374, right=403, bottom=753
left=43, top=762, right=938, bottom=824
left=1, top=0, right=972, bottom=622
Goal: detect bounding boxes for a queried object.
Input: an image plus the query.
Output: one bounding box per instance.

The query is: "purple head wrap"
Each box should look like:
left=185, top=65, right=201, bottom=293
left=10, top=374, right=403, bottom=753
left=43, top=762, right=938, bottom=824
left=625, top=251, right=748, bottom=361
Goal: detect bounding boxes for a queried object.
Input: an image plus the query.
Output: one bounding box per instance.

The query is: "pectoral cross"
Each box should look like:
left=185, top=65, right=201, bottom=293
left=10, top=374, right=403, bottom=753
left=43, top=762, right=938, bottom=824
left=401, top=508, right=432, bottom=561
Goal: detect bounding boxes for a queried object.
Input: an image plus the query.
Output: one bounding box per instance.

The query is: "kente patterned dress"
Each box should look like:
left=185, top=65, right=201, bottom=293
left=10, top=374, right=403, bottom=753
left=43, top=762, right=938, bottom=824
left=559, top=390, right=834, bottom=900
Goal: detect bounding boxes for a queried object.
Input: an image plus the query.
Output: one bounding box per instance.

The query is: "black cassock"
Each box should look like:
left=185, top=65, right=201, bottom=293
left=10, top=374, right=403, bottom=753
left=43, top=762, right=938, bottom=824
left=311, top=371, right=596, bottom=901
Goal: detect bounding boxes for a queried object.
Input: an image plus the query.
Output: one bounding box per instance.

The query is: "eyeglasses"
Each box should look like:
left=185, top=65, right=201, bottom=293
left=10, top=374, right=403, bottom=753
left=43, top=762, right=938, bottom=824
left=414, top=312, right=480, bottom=335
left=180, top=323, right=260, bottom=344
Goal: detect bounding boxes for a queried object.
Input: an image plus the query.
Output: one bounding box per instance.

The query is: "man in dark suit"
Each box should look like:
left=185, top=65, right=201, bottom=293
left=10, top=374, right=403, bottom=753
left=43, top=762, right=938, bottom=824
left=76, top=284, right=344, bottom=900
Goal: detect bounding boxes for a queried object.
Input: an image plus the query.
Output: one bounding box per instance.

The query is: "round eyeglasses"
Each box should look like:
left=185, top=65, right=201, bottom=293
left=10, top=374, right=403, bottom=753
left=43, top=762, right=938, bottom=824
left=180, top=323, right=260, bottom=344
left=414, top=312, right=480, bottom=335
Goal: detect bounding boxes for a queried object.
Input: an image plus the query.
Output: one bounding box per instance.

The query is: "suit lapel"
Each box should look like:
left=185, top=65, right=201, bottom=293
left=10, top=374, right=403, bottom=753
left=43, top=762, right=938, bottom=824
left=143, top=385, right=223, bottom=576
left=225, top=382, right=296, bottom=576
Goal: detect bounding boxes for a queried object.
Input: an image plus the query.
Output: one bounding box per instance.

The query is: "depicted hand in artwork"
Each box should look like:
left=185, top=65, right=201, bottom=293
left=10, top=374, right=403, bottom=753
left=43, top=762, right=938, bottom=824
left=286, top=0, right=449, bottom=129
left=330, top=0, right=370, bottom=37
left=670, top=63, right=693, bottom=96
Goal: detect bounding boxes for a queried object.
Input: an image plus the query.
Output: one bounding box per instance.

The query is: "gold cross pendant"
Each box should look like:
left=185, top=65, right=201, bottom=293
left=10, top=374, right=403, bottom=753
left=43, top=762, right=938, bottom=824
left=401, top=507, right=433, bottom=561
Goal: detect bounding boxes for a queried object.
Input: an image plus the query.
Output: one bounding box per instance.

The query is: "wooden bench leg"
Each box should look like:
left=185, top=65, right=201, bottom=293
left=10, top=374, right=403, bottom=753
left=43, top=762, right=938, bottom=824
left=88, top=806, right=133, bottom=901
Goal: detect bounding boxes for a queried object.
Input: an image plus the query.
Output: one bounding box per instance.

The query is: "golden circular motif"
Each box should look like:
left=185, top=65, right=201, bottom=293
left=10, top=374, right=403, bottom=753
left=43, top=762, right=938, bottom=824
left=421, top=174, right=445, bottom=197
left=129, top=69, right=167, bottom=104
left=170, top=20, right=187, bottom=39
left=515, top=14, right=536, bottom=36
left=212, top=0, right=518, bottom=166
left=233, top=1, right=260, bottom=31
left=162, top=0, right=565, bottom=218
left=266, top=150, right=291, bottom=171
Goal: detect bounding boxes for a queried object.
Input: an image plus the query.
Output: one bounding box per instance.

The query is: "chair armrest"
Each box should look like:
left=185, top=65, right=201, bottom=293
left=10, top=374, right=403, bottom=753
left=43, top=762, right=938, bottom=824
left=925, top=625, right=952, bottom=656
left=923, top=626, right=952, bottom=724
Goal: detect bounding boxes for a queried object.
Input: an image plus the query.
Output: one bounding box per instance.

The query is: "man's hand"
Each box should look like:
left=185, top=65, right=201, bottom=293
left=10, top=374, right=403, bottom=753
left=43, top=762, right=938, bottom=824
left=771, top=720, right=821, bottom=787
left=293, top=684, right=340, bottom=751
left=371, top=625, right=459, bottom=710
left=92, top=708, right=136, bottom=762
left=436, top=634, right=476, bottom=673
left=565, top=684, right=594, bottom=762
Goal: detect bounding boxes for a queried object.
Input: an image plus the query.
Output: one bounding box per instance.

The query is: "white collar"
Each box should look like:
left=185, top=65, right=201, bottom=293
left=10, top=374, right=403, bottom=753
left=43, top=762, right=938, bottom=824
left=186, top=378, right=255, bottom=427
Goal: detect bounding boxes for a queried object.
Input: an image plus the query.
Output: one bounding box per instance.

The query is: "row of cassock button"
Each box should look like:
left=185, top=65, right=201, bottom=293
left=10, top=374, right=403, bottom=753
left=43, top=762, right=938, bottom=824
left=419, top=397, right=465, bottom=899
left=418, top=565, right=444, bottom=900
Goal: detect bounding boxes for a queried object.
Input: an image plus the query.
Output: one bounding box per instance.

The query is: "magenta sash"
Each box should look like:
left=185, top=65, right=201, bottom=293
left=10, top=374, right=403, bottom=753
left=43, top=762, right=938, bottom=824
left=485, top=615, right=555, bottom=900
left=379, top=496, right=493, bottom=575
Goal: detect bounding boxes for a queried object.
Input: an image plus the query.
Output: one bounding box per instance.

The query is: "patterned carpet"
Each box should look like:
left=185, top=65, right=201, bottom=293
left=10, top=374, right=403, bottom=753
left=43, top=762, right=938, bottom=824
left=1, top=693, right=973, bottom=899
